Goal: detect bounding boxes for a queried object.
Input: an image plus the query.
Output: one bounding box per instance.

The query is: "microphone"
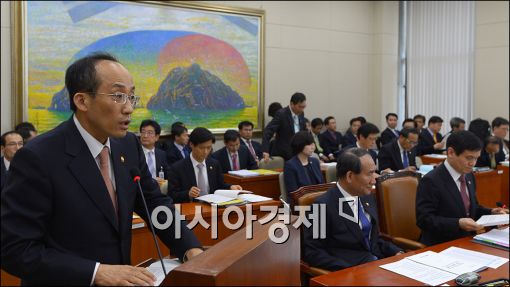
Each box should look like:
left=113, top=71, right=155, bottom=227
left=130, top=168, right=167, bottom=276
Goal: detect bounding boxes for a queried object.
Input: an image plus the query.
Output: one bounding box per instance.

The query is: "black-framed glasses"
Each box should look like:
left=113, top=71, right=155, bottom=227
left=93, top=92, right=140, bottom=107
left=405, top=138, right=418, bottom=146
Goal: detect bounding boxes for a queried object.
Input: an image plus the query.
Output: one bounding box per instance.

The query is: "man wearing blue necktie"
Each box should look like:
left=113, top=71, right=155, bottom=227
left=303, top=148, right=403, bottom=271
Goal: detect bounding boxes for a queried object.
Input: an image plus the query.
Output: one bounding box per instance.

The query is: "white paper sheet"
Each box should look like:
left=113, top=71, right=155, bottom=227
left=146, top=258, right=182, bottom=286
left=406, top=251, right=487, bottom=275
left=476, top=214, right=510, bottom=227
left=440, top=246, right=509, bottom=269
left=380, top=258, right=457, bottom=286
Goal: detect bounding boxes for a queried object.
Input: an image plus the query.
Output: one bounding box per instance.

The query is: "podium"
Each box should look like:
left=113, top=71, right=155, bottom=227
left=161, top=215, right=300, bottom=286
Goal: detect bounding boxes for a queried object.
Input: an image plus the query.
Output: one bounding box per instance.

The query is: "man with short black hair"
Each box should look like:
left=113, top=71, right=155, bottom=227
left=319, top=116, right=344, bottom=161
left=311, top=118, right=329, bottom=162
left=212, top=129, right=257, bottom=173
left=167, top=127, right=242, bottom=203
left=1, top=131, right=24, bottom=191
left=378, top=128, right=419, bottom=172
left=416, top=131, right=508, bottom=246
left=1, top=52, right=202, bottom=285
left=139, top=119, right=169, bottom=181
left=344, top=117, right=363, bottom=146
left=342, top=123, right=380, bottom=164
left=418, top=115, right=444, bottom=155
left=238, top=121, right=263, bottom=163
left=413, top=114, right=426, bottom=132
left=303, top=148, right=403, bottom=271
left=14, top=122, right=37, bottom=142
left=402, top=118, right=417, bottom=129
left=491, top=117, right=509, bottom=160
left=166, top=124, right=191, bottom=166
left=380, top=113, right=399, bottom=146
left=262, top=92, right=307, bottom=161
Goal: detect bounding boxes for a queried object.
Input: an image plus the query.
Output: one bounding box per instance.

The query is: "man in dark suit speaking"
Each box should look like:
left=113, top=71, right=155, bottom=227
left=1, top=53, right=203, bottom=285
left=416, top=131, right=508, bottom=246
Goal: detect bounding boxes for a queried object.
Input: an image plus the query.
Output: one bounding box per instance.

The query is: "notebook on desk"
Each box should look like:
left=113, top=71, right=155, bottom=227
left=195, top=189, right=273, bottom=207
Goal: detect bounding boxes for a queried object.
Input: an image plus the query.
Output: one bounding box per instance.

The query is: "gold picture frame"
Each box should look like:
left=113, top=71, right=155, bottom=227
left=11, top=1, right=265, bottom=134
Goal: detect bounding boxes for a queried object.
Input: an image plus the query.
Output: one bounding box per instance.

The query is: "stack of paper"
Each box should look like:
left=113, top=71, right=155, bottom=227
left=473, top=227, right=509, bottom=249
left=500, top=161, right=509, bottom=167
left=423, top=154, right=447, bottom=159
left=380, top=250, right=489, bottom=285
left=417, top=165, right=435, bottom=175
left=476, top=214, right=510, bottom=227
left=228, top=170, right=260, bottom=177
left=196, top=189, right=272, bottom=206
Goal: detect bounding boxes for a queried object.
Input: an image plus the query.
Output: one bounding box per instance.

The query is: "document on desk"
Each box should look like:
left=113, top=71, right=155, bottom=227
left=476, top=214, right=510, bottom=227
left=146, top=259, right=181, bottom=286
left=440, top=246, right=509, bottom=269
left=380, top=258, right=457, bottom=286
left=406, top=251, right=487, bottom=275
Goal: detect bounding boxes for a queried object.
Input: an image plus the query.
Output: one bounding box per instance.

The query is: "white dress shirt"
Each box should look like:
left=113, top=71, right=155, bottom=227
left=337, top=182, right=371, bottom=232
left=444, top=159, right=469, bottom=199
left=3, top=157, right=10, bottom=171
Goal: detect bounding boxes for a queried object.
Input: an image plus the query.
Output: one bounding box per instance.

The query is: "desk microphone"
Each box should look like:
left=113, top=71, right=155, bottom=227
left=130, top=168, right=167, bottom=276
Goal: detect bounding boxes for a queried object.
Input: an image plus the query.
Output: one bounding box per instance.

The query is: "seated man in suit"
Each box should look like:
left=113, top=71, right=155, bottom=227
left=342, top=123, right=380, bottom=165
left=166, top=124, right=191, bottom=166
left=262, top=92, right=307, bottom=161
left=442, top=117, right=466, bottom=147
left=1, top=53, right=202, bottom=285
left=378, top=128, right=419, bottom=172
left=380, top=113, right=400, bottom=147
left=212, top=129, right=258, bottom=173
left=303, top=148, right=403, bottom=271
left=416, top=131, right=508, bottom=246
left=284, top=131, right=324, bottom=204
left=1, top=131, right=24, bottom=192
left=14, top=122, right=38, bottom=142
left=413, top=114, right=426, bottom=133
left=319, top=116, right=345, bottom=161
left=402, top=118, right=417, bottom=130
left=167, top=127, right=242, bottom=203
left=492, top=117, right=509, bottom=161
left=311, top=118, right=329, bottom=162
left=139, top=119, right=169, bottom=182
left=238, top=120, right=263, bottom=163
left=344, top=117, right=363, bottom=147
left=418, top=115, right=444, bottom=155
left=476, top=136, right=504, bottom=169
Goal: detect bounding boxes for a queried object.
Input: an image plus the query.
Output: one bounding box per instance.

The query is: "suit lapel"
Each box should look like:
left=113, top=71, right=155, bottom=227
left=392, top=142, right=404, bottom=170
left=65, top=121, right=119, bottom=232
left=110, top=139, right=131, bottom=235
left=334, top=188, right=368, bottom=250
left=185, top=158, right=198, bottom=187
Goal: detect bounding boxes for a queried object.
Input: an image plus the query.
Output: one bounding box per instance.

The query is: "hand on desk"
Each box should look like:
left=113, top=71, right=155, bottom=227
left=262, top=152, right=270, bottom=163
left=400, top=166, right=417, bottom=172
left=230, top=185, right=243, bottom=190
left=491, top=207, right=509, bottom=214
left=184, top=248, right=204, bottom=262
left=188, top=186, right=201, bottom=198
left=94, top=264, right=156, bottom=286
left=459, top=218, right=484, bottom=232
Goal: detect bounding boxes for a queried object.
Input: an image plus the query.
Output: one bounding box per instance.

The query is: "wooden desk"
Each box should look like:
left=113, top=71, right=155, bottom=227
left=224, top=173, right=281, bottom=199
left=311, top=237, right=509, bottom=286
left=497, top=165, right=509, bottom=205
left=474, top=170, right=504, bottom=207
left=131, top=200, right=281, bottom=265
left=419, top=155, right=446, bottom=165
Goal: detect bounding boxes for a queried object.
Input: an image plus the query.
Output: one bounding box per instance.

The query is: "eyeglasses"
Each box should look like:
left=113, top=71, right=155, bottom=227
left=140, top=130, right=156, bottom=136
left=405, top=138, right=419, bottom=146
left=5, top=142, right=24, bottom=147
left=93, top=92, right=140, bottom=107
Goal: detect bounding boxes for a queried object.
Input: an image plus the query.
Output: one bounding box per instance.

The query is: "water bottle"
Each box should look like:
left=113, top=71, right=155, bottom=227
left=158, top=166, right=165, bottom=179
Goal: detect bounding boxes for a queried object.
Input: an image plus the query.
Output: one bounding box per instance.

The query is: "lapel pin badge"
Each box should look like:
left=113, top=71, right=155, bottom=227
left=366, top=202, right=370, bottom=207
left=209, top=166, right=213, bottom=170
left=120, top=156, right=125, bottom=163
left=468, top=180, right=471, bottom=185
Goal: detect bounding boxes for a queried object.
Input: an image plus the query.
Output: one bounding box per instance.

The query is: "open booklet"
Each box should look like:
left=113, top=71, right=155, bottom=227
left=195, top=189, right=273, bottom=206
